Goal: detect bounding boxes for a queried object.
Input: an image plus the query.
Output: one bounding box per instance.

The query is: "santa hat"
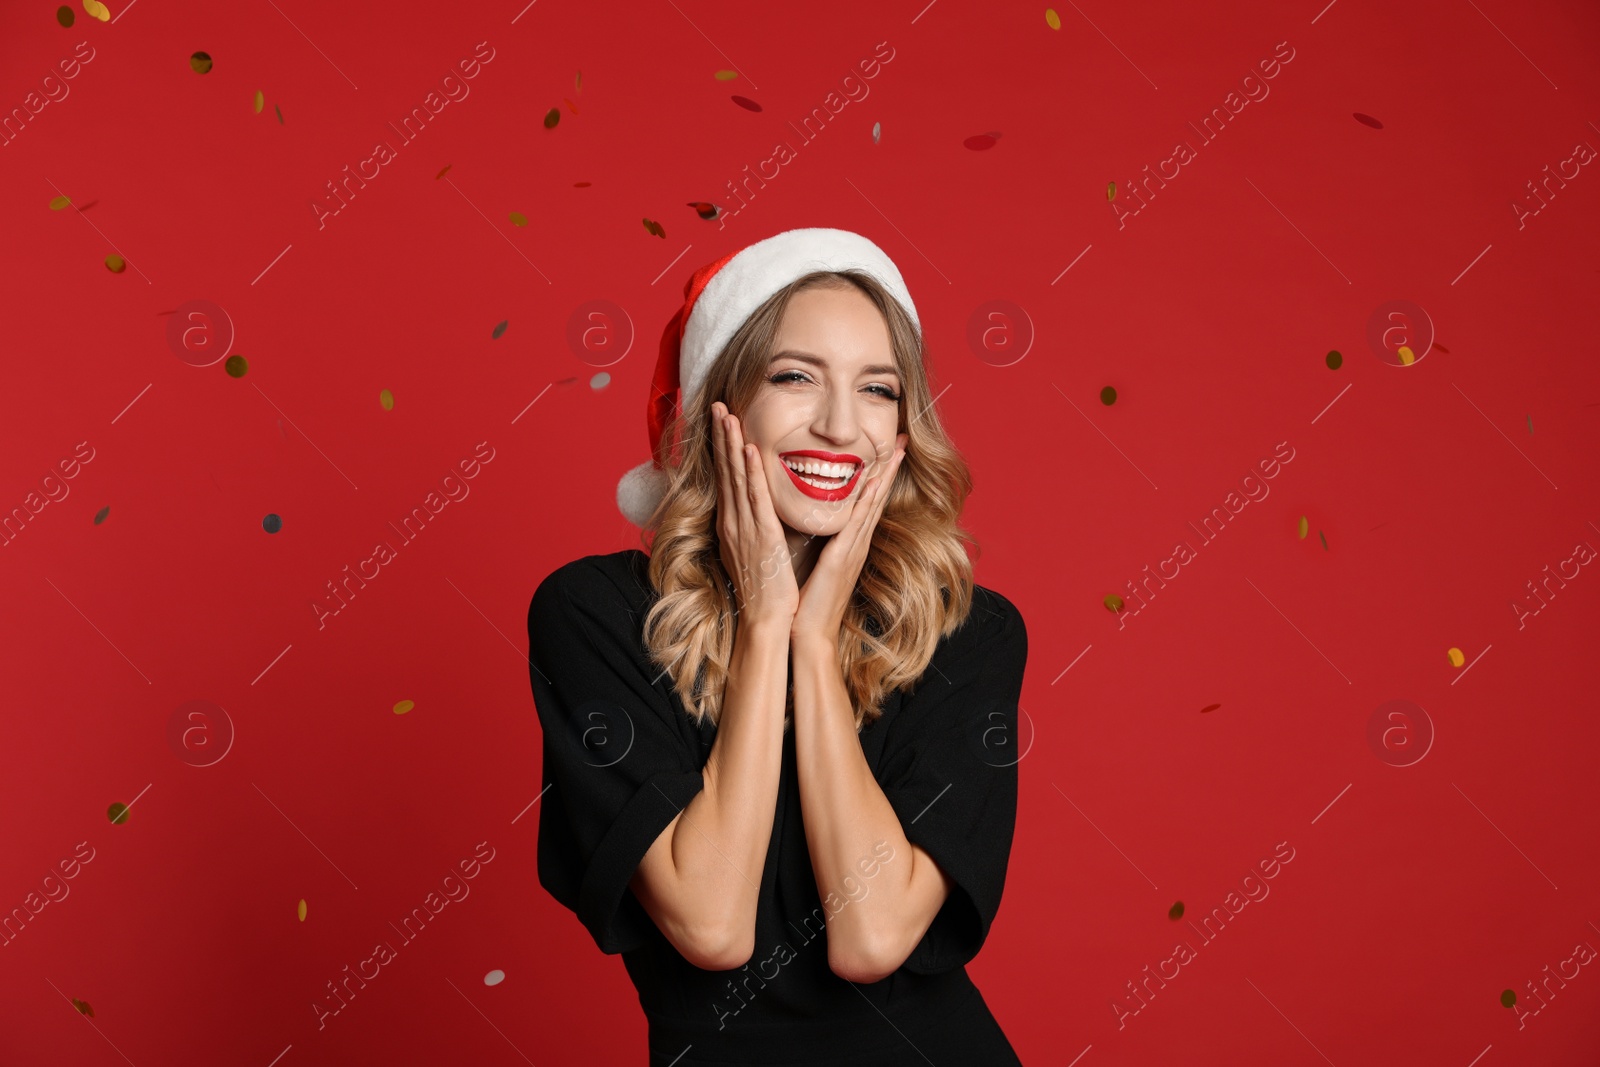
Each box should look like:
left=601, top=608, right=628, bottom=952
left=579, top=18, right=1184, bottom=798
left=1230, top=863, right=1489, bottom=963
left=616, top=227, right=922, bottom=527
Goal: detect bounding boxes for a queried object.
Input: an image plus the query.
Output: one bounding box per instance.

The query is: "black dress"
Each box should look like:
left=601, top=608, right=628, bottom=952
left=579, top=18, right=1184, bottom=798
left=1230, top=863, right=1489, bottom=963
left=527, top=549, right=1028, bottom=1066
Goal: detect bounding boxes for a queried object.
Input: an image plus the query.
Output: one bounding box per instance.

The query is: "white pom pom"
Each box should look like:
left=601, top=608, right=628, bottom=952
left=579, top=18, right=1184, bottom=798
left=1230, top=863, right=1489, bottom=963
left=617, top=460, right=669, bottom=528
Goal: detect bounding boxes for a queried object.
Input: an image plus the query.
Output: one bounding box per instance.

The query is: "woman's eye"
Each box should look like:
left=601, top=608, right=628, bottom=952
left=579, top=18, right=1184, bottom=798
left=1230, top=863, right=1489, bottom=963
left=769, top=371, right=901, bottom=401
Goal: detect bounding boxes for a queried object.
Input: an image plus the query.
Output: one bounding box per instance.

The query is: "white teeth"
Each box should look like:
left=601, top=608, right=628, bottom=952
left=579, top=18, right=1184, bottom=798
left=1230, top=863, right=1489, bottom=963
left=783, top=457, right=857, bottom=478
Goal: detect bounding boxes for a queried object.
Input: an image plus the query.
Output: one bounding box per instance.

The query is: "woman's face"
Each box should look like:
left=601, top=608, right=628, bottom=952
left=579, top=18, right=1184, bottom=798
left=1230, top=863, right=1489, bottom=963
left=735, top=284, right=909, bottom=546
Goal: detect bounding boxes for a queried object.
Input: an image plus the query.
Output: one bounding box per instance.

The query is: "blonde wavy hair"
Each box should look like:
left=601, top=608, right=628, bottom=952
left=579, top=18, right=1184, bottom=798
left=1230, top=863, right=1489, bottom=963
left=636, top=270, right=978, bottom=732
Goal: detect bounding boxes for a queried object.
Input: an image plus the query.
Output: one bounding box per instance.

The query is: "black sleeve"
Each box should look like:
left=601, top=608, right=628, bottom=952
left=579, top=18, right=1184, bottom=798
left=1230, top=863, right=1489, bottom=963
left=878, top=589, right=1027, bottom=975
left=528, top=557, right=707, bottom=955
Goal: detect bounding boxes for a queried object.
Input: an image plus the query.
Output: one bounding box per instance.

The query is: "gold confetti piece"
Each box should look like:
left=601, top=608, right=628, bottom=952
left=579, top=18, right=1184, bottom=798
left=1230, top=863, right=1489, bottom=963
left=1107, top=181, right=1116, bottom=201
left=1103, top=594, right=1124, bottom=613
left=509, top=211, right=528, bottom=226
left=872, top=121, right=881, bottom=145
left=642, top=217, right=665, bottom=238
left=714, top=69, right=739, bottom=81
left=254, top=90, right=264, bottom=113
left=298, top=899, right=308, bottom=921
left=1168, top=901, right=1184, bottom=920
left=82, top=0, right=108, bottom=21
left=1099, top=386, right=1116, bottom=405
left=1318, top=530, right=1329, bottom=551
left=104, top=253, right=126, bottom=273
left=72, top=997, right=94, bottom=1016
left=394, top=699, right=414, bottom=715
left=224, top=354, right=248, bottom=377
left=190, top=51, right=213, bottom=75
left=49, top=195, right=71, bottom=210
left=1326, top=350, right=1342, bottom=369
left=379, top=388, right=394, bottom=410
left=435, top=164, right=453, bottom=180
left=57, top=6, right=75, bottom=27
left=275, top=104, right=284, bottom=125
left=1396, top=344, right=1414, bottom=365
left=94, top=506, right=109, bottom=525
left=575, top=70, right=582, bottom=93
left=1526, top=415, right=1533, bottom=434
left=1446, top=648, right=1464, bottom=667
left=543, top=107, right=560, bottom=129
left=1298, top=515, right=1308, bottom=539
left=108, top=801, right=129, bottom=824
left=492, top=320, right=508, bottom=339
left=1045, top=8, right=1061, bottom=29
left=1500, top=989, right=1516, bottom=1008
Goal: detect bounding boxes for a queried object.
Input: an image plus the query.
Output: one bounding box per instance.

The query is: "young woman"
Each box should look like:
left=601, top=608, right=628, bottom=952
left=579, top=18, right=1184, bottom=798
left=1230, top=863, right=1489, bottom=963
left=528, top=227, right=1028, bottom=1066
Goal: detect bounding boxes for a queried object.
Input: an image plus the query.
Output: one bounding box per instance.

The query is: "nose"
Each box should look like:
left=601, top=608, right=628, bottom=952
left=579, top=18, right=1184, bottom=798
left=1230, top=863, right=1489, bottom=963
left=810, top=380, right=861, bottom=446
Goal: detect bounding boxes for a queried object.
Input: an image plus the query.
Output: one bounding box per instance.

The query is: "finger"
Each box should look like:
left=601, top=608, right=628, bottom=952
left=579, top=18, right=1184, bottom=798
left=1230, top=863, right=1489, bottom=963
left=712, top=404, right=733, bottom=527
left=727, top=413, right=755, bottom=561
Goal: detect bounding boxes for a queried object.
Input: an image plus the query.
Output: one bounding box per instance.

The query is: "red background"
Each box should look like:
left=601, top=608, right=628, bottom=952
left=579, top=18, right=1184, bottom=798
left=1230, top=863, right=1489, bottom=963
left=3, top=0, right=1598, bottom=1063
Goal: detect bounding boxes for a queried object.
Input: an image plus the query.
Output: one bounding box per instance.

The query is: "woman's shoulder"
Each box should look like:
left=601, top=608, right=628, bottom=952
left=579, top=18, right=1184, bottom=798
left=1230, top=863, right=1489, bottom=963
left=949, top=583, right=1026, bottom=648
left=530, top=549, right=652, bottom=614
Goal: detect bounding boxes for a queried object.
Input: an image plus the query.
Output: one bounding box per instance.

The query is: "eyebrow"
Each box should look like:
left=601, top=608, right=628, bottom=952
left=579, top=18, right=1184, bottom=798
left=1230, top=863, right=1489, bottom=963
left=769, top=350, right=900, bottom=378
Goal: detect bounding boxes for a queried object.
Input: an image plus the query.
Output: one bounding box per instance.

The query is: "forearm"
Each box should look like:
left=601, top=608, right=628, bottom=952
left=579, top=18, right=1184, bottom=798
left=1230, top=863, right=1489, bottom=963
left=667, top=616, right=789, bottom=958
left=790, top=637, right=915, bottom=978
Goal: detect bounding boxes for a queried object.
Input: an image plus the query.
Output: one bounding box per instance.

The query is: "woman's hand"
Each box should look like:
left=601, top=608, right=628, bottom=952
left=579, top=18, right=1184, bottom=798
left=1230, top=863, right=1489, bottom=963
left=789, top=433, right=908, bottom=648
left=712, top=401, right=800, bottom=629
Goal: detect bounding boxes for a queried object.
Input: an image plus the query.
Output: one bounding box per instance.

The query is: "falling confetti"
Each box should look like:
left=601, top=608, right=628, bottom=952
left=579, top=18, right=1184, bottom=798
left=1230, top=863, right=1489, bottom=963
left=574, top=181, right=591, bottom=187
left=575, top=71, right=582, bottom=93
left=1103, top=594, right=1125, bottom=613
left=57, top=6, right=74, bottom=27
left=492, top=320, right=509, bottom=339
left=1396, top=345, right=1415, bottom=365
left=714, top=70, right=739, bottom=81
left=49, top=195, right=71, bottom=210
left=687, top=201, right=721, bottom=221
left=253, top=90, right=264, bottom=113
left=1168, top=901, right=1184, bottom=920
left=1298, top=516, right=1308, bottom=539
left=224, top=354, right=248, bottom=377
left=485, top=969, right=506, bottom=986
left=1500, top=989, right=1516, bottom=1007
left=394, top=699, right=415, bottom=715
left=1107, top=181, right=1116, bottom=201
left=642, top=218, right=665, bottom=238
left=1326, top=350, right=1342, bottom=369
left=1446, top=648, right=1464, bottom=667
left=1434, top=342, right=1450, bottom=354
left=1318, top=530, right=1329, bottom=551
left=108, top=802, right=129, bottom=825
left=1045, top=8, right=1061, bottom=29
left=731, top=95, right=762, bottom=112
left=1099, top=386, right=1116, bottom=405
left=509, top=211, right=528, bottom=227
left=275, top=104, right=285, bottom=125
left=190, top=51, right=213, bottom=75
left=565, top=97, right=580, bottom=114
left=872, top=121, right=881, bottom=145
left=298, top=899, right=308, bottom=921
left=543, top=107, right=560, bottom=128
left=1526, top=415, right=1533, bottom=434
left=263, top=514, right=282, bottom=534
left=1200, top=704, right=1220, bottom=714
left=1353, top=113, right=1383, bottom=129
left=82, top=0, right=108, bottom=21
left=591, top=372, right=611, bottom=390
left=436, top=164, right=453, bottom=180
left=379, top=388, right=395, bottom=410
left=556, top=376, right=578, bottom=385
left=72, top=997, right=94, bottom=1016
left=94, top=506, right=109, bottom=525
left=964, top=132, right=1000, bottom=150
left=104, top=253, right=126, bottom=273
